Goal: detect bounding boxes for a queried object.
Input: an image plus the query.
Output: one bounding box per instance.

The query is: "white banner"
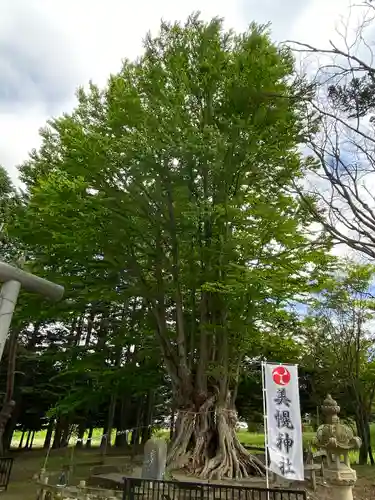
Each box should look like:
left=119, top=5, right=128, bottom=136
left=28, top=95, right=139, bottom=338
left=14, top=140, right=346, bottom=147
left=264, top=363, right=304, bottom=481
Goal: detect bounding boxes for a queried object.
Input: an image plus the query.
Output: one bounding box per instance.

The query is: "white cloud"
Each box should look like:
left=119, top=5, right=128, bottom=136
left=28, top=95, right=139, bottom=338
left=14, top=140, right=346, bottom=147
left=0, top=108, right=45, bottom=181
left=0, top=0, right=355, bottom=185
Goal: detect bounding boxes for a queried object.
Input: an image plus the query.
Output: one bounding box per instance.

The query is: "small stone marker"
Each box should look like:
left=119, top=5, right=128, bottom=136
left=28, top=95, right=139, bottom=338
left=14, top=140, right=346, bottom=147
left=141, top=438, right=167, bottom=480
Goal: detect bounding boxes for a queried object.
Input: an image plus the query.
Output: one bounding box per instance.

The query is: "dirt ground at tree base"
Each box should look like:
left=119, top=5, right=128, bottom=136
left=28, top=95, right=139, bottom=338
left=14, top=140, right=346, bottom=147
left=312, top=482, right=375, bottom=500
left=350, top=465, right=375, bottom=500
left=307, top=482, right=374, bottom=500
left=1, top=449, right=375, bottom=500
left=300, top=465, right=375, bottom=500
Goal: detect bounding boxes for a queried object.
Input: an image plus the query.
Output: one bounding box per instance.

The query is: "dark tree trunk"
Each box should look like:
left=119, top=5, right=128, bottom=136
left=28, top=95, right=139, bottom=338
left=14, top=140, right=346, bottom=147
left=3, top=416, right=17, bottom=452
left=115, top=396, right=129, bottom=447
left=141, top=426, right=152, bottom=444
left=170, top=406, right=175, bottom=440
left=102, top=349, right=121, bottom=452
left=75, top=420, right=86, bottom=449
left=86, top=426, right=93, bottom=449
left=131, top=401, right=143, bottom=449
left=0, top=327, right=19, bottom=455
left=130, top=429, right=138, bottom=445
left=61, top=420, right=71, bottom=448
left=3, top=426, right=15, bottom=452
left=52, top=417, right=65, bottom=449
left=105, top=393, right=117, bottom=450
left=3, top=394, right=22, bottom=452
left=141, top=390, right=154, bottom=444
left=43, top=420, right=54, bottom=449
left=356, top=411, right=374, bottom=465
left=115, top=429, right=128, bottom=447
left=367, top=426, right=374, bottom=465
left=25, top=430, right=31, bottom=449
left=18, top=431, right=25, bottom=448
left=30, top=431, right=35, bottom=449
left=52, top=425, right=62, bottom=449
left=100, top=425, right=108, bottom=449
left=359, top=439, right=367, bottom=464
left=363, top=416, right=374, bottom=465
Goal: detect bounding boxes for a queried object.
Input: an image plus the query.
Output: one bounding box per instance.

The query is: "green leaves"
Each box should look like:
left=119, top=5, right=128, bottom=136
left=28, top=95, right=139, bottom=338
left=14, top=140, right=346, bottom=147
left=0, top=165, right=23, bottom=264
left=10, top=15, right=332, bottom=409
left=302, top=261, right=375, bottom=419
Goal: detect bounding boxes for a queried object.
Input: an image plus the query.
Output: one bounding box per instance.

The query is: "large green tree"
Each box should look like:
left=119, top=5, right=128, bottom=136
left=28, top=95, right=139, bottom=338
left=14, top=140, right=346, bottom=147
left=302, top=262, right=375, bottom=465
left=13, top=15, right=330, bottom=478
left=0, top=166, right=19, bottom=261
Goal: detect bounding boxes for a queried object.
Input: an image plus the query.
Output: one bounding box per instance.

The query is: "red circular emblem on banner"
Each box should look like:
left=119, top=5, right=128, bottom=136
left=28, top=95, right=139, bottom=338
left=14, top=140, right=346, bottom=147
left=272, top=366, right=291, bottom=386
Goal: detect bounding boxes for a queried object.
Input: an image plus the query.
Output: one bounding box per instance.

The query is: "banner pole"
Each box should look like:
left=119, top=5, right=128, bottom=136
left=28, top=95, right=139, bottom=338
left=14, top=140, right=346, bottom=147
left=261, top=361, right=270, bottom=490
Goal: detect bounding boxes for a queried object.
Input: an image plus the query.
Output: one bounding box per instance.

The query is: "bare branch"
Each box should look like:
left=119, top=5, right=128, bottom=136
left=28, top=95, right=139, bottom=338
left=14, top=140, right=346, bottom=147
left=290, top=3, right=375, bottom=259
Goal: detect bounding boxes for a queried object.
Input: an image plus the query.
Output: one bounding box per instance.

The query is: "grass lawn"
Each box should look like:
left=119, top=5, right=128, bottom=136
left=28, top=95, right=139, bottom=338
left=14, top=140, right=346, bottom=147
left=10, top=427, right=366, bottom=456
left=11, top=427, right=107, bottom=449
left=5, top=426, right=375, bottom=499
left=3, top=448, right=106, bottom=500
left=10, top=426, right=368, bottom=467
left=3, top=438, right=375, bottom=500
left=236, top=430, right=316, bottom=447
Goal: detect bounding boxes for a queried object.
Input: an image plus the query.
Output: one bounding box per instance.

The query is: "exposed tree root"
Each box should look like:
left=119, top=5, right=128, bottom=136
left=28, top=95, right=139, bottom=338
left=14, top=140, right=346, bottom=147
left=167, top=397, right=265, bottom=480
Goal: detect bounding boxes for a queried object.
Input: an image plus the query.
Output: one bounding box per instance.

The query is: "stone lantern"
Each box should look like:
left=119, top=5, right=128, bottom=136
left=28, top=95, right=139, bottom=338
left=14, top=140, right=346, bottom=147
left=315, top=394, right=361, bottom=500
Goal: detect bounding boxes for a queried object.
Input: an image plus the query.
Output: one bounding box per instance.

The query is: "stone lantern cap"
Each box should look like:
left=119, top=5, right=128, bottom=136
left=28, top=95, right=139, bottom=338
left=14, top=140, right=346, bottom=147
left=315, top=394, right=361, bottom=451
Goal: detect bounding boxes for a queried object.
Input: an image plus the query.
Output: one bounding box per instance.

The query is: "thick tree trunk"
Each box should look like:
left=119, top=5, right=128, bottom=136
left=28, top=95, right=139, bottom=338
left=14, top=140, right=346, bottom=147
left=169, top=406, right=175, bottom=441
left=43, top=420, right=54, bottom=449
left=60, top=420, right=71, bottom=447
left=86, top=426, right=93, bottom=449
left=130, top=400, right=142, bottom=448
left=18, top=430, right=25, bottom=448
left=0, top=401, right=15, bottom=455
left=363, top=413, right=374, bottom=465
left=25, top=430, right=31, bottom=449
left=357, top=418, right=374, bottom=465
left=100, top=424, right=108, bottom=449
left=75, top=420, right=86, bottom=449
left=356, top=411, right=374, bottom=465
left=167, top=392, right=265, bottom=479
left=53, top=417, right=68, bottom=449
left=359, top=432, right=368, bottom=465
left=52, top=422, right=61, bottom=449
left=115, top=397, right=129, bottom=447
left=141, top=390, right=154, bottom=444
left=3, top=417, right=17, bottom=451
left=0, top=327, right=19, bottom=455
left=357, top=417, right=369, bottom=465
left=30, top=431, right=35, bottom=449
left=106, top=393, right=117, bottom=449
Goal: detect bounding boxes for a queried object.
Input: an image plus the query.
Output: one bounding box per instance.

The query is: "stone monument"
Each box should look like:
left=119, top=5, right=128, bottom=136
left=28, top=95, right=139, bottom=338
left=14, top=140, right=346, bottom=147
left=141, top=438, right=167, bottom=480
left=315, top=394, right=361, bottom=500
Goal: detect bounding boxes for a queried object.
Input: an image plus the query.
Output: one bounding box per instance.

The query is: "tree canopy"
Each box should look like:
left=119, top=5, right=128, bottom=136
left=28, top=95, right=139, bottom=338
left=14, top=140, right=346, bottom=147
left=4, top=12, right=373, bottom=480
left=301, top=261, right=375, bottom=464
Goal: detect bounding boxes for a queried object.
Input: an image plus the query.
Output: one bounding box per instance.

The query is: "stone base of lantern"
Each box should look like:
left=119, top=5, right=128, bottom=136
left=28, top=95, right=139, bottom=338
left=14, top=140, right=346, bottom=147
left=324, top=464, right=357, bottom=483
left=324, top=466, right=356, bottom=500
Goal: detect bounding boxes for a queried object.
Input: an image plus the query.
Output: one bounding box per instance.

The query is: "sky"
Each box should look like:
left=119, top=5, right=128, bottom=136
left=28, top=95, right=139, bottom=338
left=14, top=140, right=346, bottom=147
left=0, top=0, right=355, bottom=183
